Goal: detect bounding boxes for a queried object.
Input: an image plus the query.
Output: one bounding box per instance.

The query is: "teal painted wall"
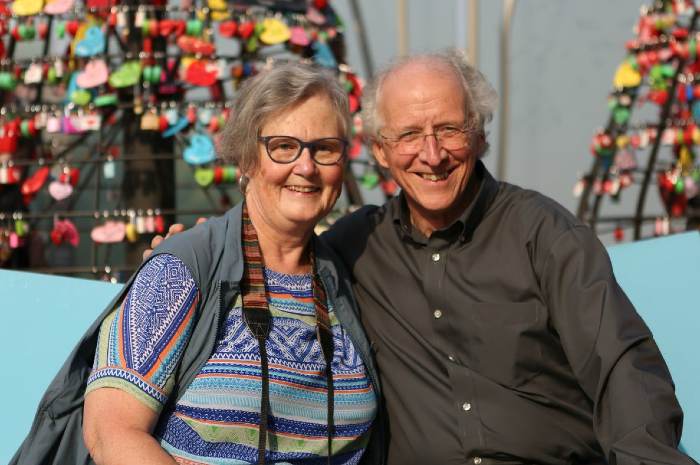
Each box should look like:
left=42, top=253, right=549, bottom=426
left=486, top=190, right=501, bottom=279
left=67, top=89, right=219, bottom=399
left=2, top=231, right=699, bottom=462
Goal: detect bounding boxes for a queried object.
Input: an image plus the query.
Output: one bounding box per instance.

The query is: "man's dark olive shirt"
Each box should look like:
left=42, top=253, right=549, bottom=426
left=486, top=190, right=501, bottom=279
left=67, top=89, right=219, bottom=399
left=323, top=161, right=693, bottom=465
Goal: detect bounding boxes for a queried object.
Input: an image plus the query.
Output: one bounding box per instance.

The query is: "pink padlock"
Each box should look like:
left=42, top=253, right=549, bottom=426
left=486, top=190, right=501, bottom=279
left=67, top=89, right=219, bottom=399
left=8, top=232, right=19, bottom=248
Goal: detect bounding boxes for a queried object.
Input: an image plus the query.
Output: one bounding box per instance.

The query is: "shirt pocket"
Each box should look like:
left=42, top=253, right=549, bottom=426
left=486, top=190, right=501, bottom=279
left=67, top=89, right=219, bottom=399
left=459, top=302, right=544, bottom=387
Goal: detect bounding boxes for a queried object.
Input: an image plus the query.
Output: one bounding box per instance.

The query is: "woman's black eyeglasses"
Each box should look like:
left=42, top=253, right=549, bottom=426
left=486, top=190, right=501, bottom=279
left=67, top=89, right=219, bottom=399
left=257, top=135, right=348, bottom=165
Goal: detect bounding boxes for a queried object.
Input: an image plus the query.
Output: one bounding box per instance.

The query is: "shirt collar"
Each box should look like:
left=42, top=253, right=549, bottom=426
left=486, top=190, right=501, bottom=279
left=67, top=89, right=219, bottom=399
left=391, top=160, right=499, bottom=244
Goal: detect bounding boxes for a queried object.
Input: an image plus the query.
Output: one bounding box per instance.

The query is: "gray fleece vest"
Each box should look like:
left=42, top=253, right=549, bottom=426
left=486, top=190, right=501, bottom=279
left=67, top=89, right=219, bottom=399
left=11, top=202, right=384, bottom=465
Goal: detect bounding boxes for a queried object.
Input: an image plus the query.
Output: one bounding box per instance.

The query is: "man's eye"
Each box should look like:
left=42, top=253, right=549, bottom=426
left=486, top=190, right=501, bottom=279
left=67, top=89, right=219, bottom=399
left=398, top=131, right=421, bottom=141
left=438, top=126, right=461, bottom=136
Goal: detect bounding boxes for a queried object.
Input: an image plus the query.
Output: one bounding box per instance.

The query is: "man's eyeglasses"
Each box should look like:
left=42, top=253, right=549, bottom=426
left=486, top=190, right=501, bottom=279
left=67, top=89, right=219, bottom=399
left=379, top=125, right=474, bottom=154
left=257, top=135, right=348, bottom=165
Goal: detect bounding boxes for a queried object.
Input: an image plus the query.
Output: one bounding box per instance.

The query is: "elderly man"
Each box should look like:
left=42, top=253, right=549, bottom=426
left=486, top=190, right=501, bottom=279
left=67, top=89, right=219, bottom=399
left=322, top=50, right=695, bottom=465
left=152, top=50, right=694, bottom=465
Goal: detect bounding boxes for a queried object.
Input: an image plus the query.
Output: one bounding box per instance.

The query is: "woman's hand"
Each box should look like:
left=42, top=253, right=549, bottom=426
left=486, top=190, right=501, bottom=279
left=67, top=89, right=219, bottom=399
left=83, top=388, right=178, bottom=465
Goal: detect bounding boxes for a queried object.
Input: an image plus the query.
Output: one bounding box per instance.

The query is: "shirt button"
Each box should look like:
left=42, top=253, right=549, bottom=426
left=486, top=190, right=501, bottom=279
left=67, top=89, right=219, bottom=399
left=462, top=402, right=471, bottom=412
left=433, top=309, right=443, bottom=319
left=448, top=354, right=456, bottom=363
left=431, top=252, right=440, bottom=262
left=473, top=458, right=482, bottom=465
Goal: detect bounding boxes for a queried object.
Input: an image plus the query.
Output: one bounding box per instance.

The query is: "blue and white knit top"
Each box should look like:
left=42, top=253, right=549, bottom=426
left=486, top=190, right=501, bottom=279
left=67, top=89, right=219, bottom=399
left=87, top=254, right=377, bottom=465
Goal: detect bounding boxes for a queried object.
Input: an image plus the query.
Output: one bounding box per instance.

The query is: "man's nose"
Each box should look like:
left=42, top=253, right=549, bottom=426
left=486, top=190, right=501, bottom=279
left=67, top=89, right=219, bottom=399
left=418, top=134, right=446, bottom=166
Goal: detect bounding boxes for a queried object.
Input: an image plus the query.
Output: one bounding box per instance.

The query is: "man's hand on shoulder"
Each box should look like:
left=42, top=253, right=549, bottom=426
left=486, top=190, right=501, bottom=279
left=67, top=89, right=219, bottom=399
left=142, top=217, right=207, bottom=261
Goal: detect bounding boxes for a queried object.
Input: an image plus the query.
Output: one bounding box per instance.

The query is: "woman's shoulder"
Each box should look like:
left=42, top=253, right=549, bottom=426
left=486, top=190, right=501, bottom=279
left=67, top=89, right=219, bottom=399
left=132, top=254, right=198, bottom=296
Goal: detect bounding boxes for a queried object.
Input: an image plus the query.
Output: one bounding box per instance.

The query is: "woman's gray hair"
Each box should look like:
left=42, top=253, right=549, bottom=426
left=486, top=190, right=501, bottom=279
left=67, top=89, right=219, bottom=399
left=219, top=61, right=351, bottom=174
left=362, top=49, right=498, bottom=152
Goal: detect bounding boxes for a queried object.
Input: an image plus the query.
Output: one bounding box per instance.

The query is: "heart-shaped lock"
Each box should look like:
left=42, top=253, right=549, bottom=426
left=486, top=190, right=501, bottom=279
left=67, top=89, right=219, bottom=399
left=194, top=167, right=214, bottom=187
left=108, top=61, right=142, bottom=88
left=91, top=220, right=126, bottom=243
left=48, top=181, right=73, bottom=201
left=11, top=0, right=43, bottom=16
left=613, top=61, right=641, bottom=89
left=184, top=134, right=216, bottom=165
left=24, top=63, right=43, bottom=85
left=306, top=7, right=326, bottom=25
left=53, top=218, right=79, bottom=246
left=289, top=26, right=310, bottom=47
left=238, top=20, right=255, bottom=39
left=44, top=0, right=73, bottom=14
left=219, top=20, right=238, bottom=38
left=0, top=71, right=17, bottom=91
left=21, top=165, right=49, bottom=195
left=312, top=41, right=337, bottom=68
left=185, top=60, right=218, bottom=87
left=75, top=26, right=106, bottom=57
left=46, top=115, right=61, bottom=133
left=259, top=18, right=290, bottom=45
left=77, top=59, right=109, bottom=88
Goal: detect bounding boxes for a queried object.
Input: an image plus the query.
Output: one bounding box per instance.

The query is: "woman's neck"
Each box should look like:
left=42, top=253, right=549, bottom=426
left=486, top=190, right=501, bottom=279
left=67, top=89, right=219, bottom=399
left=246, top=204, right=313, bottom=275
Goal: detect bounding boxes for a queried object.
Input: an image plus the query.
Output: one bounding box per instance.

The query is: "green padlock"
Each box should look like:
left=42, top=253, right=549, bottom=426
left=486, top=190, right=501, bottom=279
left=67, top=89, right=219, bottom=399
left=71, top=89, right=92, bottom=106
left=194, top=167, right=214, bottom=187
left=142, top=19, right=151, bottom=37
left=15, top=219, right=27, bottom=237
left=361, top=172, right=379, bottom=189
left=20, top=119, right=30, bottom=137
left=0, top=72, right=17, bottom=90
left=95, top=93, right=118, bottom=107
left=675, top=178, right=685, bottom=194
left=246, top=35, right=259, bottom=53
left=613, top=107, right=630, bottom=125
left=47, top=66, right=57, bottom=84
left=186, top=19, right=203, bottom=36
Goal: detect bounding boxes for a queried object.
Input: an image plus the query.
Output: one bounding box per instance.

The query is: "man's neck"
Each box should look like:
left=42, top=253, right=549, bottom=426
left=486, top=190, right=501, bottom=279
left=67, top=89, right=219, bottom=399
left=408, top=173, right=482, bottom=238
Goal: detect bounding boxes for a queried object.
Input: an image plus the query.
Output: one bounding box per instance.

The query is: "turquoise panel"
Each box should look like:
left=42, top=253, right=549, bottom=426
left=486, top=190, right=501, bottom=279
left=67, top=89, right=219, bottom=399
left=1, top=231, right=698, bottom=462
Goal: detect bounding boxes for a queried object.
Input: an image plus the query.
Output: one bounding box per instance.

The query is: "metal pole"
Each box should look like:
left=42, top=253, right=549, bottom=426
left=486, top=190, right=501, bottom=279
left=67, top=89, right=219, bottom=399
left=397, top=0, right=409, bottom=57
left=348, top=0, right=376, bottom=77
left=497, top=0, right=517, bottom=181
left=467, top=0, right=479, bottom=66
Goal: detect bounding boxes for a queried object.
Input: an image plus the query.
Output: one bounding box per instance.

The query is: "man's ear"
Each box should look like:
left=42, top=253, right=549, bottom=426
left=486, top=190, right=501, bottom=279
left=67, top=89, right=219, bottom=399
left=371, top=140, right=390, bottom=169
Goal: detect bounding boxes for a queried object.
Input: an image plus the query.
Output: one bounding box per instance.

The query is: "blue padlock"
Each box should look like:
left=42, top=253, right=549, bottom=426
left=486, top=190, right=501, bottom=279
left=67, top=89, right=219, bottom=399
left=183, top=134, right=216, bottom=165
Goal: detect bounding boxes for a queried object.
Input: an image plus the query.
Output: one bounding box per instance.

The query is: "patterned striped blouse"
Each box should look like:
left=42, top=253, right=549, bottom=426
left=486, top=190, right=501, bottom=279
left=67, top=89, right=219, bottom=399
left=87, top=254, right=377, bottom=465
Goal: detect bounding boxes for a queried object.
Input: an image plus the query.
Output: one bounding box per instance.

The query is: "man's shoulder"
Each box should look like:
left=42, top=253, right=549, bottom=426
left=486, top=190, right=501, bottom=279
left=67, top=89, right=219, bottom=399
left=492, top=182, right=582, bottom=237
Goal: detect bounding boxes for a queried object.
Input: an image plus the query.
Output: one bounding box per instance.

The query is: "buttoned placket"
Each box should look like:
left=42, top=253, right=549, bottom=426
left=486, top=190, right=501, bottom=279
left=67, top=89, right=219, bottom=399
left=422, top=237, right=483, bottom=457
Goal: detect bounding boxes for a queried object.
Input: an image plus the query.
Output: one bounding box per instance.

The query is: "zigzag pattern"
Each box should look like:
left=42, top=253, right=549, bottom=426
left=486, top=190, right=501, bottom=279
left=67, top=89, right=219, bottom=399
left=87, top=367, right=168, bottom=404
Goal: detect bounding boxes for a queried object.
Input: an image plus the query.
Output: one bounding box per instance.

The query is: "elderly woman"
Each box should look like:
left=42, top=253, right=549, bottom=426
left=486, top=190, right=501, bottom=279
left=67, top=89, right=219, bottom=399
left=83, top=62, right=380, bottom=465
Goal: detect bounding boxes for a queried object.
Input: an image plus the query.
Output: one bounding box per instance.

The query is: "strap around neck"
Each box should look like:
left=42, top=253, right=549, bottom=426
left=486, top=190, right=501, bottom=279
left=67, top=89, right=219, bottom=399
left=240, top=203, right=335, bottom=464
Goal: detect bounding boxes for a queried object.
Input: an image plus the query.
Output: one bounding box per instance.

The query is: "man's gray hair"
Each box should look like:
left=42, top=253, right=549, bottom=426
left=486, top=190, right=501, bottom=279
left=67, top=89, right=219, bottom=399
left=219, top=61, right=351, bottom=174
left=362, top=49, right=498, bottom=149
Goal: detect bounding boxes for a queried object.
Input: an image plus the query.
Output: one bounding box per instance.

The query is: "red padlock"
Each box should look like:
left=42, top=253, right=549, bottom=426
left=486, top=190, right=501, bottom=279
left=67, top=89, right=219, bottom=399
left=219, top=20, right=238, bottom=38
left=66, top=20, right=79, bottom=36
